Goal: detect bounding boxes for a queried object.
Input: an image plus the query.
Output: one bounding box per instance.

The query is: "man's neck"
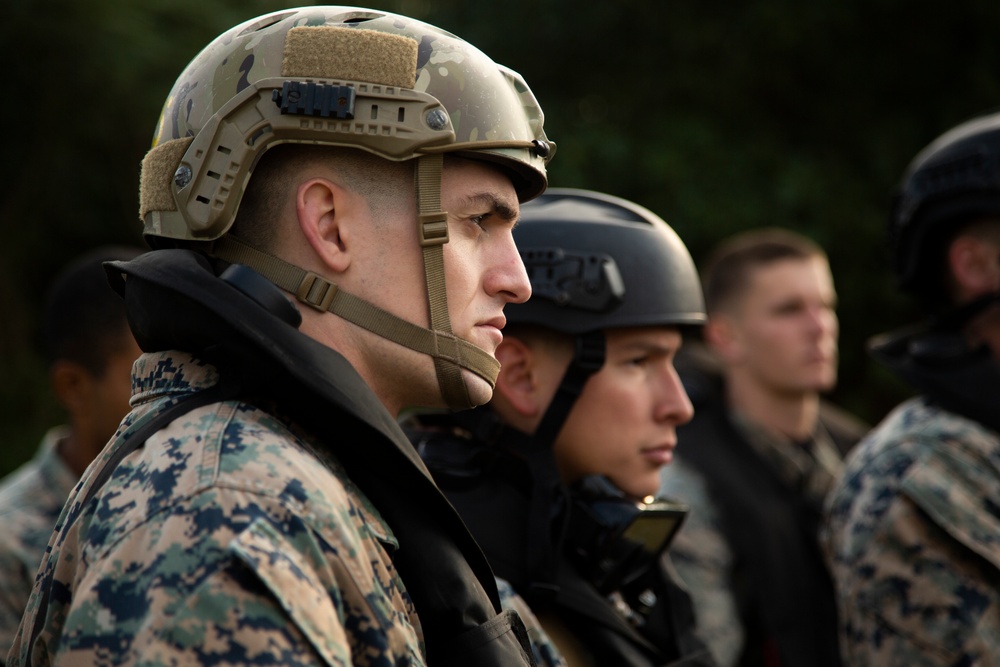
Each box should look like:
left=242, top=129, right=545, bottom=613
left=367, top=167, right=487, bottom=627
left=724, top=373, right=820, bottom=443
left=57, top=430, right=101, bottom=478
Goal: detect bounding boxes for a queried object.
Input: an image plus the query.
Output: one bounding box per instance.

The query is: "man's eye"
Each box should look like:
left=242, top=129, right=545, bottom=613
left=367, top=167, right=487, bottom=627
left=776, top=304, right=803, bottom=316
left=470, top=214, right=489, bottom=230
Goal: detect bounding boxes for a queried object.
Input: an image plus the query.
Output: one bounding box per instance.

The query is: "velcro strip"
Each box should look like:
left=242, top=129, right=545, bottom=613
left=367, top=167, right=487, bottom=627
left=282, top=27, right=417, bottom=89
left=139, top=137, right=192, bottom=218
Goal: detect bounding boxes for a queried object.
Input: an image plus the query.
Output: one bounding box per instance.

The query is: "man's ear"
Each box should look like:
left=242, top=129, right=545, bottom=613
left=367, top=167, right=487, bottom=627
left=296, top=177, right=358, bottom=274
left=494, top=337, right=546, bottom=418
left=949, top=233, right=1000, bottom=300
left=704, top=314, right=743, bottom=365
left=50, top=360, right=92, bottom=415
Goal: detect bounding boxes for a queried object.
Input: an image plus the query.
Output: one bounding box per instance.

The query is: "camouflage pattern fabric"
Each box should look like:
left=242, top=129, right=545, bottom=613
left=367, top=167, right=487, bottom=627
left=824, top=398, right=1000, bottom=666
left=495, top=578, right=567, bottom=667
left=8, top=351, right=426, bottom=666
left=0, top=429, right=78, bottom=663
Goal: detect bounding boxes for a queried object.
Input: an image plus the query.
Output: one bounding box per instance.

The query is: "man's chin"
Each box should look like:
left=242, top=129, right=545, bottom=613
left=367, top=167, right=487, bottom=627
left=460, top=369, right=495, bottom=408
left=814, top=371, right=838, bottom=392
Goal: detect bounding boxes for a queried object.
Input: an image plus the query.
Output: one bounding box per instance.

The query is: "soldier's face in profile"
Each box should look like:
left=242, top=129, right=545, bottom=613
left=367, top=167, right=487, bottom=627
left=553, top=326, right=694, bottom=500
left=350, top=157, right=531, bottom=411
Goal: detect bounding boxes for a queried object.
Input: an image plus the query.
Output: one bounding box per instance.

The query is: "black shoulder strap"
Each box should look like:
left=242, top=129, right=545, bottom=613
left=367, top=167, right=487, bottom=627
left=533, top=330, right=605, bottom=446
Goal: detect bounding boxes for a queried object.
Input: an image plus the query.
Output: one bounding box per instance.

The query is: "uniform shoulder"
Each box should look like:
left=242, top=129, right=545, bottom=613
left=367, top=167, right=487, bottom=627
left=79, top=399, right=393, bottom=564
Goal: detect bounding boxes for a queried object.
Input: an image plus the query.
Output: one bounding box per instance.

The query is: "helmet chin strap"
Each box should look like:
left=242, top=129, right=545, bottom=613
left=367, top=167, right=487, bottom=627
left=532, top=330, right=607, bottom=446
left=211, top=154, right=498, bottom=411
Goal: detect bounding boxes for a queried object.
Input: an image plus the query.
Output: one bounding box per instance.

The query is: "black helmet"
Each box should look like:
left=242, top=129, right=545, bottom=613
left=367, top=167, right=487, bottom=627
left=509, top=188, right=707, bottom=333
left=507, top=188, right=705, bottom=447
left=891, top=110, right=1000, bottom=301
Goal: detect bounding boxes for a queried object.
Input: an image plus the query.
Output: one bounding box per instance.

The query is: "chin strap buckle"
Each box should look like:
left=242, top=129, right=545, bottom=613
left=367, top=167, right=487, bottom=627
left=419, top=212, right=449, bottom=247
left=296, top=271, right=338, bottom=311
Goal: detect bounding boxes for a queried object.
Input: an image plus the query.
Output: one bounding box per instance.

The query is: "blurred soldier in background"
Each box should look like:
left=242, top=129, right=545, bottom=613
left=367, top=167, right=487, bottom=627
left=659, top=228, right=866, bottom=667
left=8, top=7, right=556, bottom=665
left=0, top=246, right=141, bottom=661
left=407, top=189, right=716, bottom=666
left=825, top=111, right=1000, bottom=665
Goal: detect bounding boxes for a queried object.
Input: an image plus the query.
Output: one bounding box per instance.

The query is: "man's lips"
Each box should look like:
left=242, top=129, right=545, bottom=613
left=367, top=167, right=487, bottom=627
left=641, top=443, right=675, bottom=466
left=804, top=347, right=836, bottom=364
left=481, top=315, right=506, bottom=330
left=475, top=316, right=506, bottom=347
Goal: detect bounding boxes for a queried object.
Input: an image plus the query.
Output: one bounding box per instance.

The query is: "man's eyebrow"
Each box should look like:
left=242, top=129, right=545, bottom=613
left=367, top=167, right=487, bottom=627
left=617, top=340, right=679, bottom=355
left=457, top=192, right=520, bottom=222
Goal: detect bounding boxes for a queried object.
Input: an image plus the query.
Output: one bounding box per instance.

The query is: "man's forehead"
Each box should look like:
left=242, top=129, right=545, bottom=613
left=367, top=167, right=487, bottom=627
left=443, top=156, right=519, bottom=201
left=606, top=326, right=682, bottom=346
left=732, top=256, right=833, bottom=307
left=748, top=255, right=829, bottom=286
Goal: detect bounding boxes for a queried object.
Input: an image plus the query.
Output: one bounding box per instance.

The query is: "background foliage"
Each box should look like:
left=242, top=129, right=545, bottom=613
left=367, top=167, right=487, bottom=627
left=3, top=0, right=999, bottom=475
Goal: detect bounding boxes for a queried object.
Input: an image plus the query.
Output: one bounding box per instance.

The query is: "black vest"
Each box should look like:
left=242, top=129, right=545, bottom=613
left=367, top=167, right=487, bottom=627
left=676, top=383, right=846, bottom=667
left=412, top=413, right=716, bottom=667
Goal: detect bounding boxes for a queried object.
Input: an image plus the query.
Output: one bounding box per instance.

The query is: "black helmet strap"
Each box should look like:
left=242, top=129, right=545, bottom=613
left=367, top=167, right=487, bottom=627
left=533, top=329, right=606, bottom=447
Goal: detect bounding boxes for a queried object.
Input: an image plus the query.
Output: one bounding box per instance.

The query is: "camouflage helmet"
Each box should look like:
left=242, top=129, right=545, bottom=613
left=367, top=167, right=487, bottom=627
left=890, top=110, right=1000, bottom=302
left=509, top=188, right=707, bottom=334
left=139, top=5, right=554, bottom=243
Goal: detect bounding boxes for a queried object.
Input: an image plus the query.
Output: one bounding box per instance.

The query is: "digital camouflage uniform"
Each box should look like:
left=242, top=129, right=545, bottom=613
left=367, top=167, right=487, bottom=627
left=0, top=429, right=77, bottom=663
left=818, top=93, right=1000, bottom=667
left=9, top=345, right=561, bottom=666
left=824, top=398, right=1000, bottom=666
left=9, top=351, right=428, bottom=666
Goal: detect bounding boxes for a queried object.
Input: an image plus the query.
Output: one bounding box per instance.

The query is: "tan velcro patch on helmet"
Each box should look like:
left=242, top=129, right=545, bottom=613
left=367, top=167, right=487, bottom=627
left=139, top=137, right=193, bottom=219
left=282, top=27, right=417, bottom=89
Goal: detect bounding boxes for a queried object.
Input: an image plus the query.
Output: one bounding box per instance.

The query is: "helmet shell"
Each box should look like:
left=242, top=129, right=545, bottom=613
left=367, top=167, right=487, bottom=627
left=891, top=111, right=1000, bottom=299
left=509, top=188, right=706, bottom=334
left=143, top=6, right=553, bottom=242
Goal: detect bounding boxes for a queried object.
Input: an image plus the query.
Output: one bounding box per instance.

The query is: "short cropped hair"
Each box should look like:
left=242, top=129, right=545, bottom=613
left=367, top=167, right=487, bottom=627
left=231, top=144, right=413, bottom=251
left=701, top=228, right=826, bottom=314
left=42, top=246, right=143, bottom=376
